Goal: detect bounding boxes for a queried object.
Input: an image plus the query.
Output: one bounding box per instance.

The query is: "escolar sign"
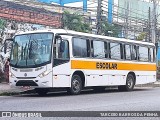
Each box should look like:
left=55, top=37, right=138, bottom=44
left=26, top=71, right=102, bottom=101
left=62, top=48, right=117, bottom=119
left=71, top=60, right=156, bottom=71
left=96, top=62, right=117, bottom=69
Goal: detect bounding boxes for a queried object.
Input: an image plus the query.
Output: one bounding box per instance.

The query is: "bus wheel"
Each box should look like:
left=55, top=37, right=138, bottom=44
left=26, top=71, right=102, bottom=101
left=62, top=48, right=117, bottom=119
left=118, top=74, right=135, bottom=91
left=35, top=88, right=48, bottom=96
left=68, top=75, right=82, bottom=95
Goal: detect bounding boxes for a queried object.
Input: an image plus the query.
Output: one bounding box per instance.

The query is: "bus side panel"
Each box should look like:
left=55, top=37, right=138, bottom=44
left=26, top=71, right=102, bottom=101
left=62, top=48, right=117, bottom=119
left=86, top=74, right=103, bottom=86
left=52, top=62, right=71, bottom=87
left=71, top=59, right=156, bottom=87
left=85, top=70, right=126, bottom=86
left=135, top=71, right=156, bottom=84
left=108, top=74, right=125, bottom=86
left=85, top=70, right=108, bottom=86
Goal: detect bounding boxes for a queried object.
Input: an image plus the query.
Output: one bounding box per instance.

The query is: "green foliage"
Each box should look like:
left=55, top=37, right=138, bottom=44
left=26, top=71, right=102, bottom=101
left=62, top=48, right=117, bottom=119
left=137, top=32, right=147, bottom=41
left=62, top=11, right=91, bottom=33
left=158, top=61, right=160, bottom=67
left=101, top=21, right=121, bottom=37
left=0, top=19, right=6, bottom=30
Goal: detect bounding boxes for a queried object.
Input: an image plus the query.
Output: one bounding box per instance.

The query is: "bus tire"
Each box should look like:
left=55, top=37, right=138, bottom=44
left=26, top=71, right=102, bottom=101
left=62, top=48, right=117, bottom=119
left=67, top=75, right=82, bottom=95
left=118, top=74, right=135, bottom=91
left=35, top=88, right=48, bottom=96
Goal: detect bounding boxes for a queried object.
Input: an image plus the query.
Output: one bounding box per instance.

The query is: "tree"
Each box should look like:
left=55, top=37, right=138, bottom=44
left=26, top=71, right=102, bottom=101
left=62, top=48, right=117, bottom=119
left=0, top=19, right=6, bottom=30
left=137, top=32, right=147, bottom=41
left=0, top=19, right=7, bottom=73
left=101, top=21, right=121, bottom=37
left=0, top=19, right=6, bottom=43
left=62, top=11, right=91, bottom=33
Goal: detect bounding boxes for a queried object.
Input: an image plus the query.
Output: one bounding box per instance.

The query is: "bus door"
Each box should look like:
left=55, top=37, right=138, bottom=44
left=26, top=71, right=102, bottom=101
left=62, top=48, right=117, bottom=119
left=52, top=35, right=71, bottom=87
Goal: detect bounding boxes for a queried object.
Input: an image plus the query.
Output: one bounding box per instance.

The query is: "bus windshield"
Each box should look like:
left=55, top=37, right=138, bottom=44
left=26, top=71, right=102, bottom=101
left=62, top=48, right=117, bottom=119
left=10, top=33, right=53, bottom=68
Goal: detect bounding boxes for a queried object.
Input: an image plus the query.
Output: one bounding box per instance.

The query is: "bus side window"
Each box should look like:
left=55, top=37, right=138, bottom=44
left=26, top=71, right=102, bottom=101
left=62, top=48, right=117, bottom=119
left=124, top=44, right=131, bottom=60
left=58, top=40, right=69, bottom=59
left=54, top=38, right=69, bottom=66
left=92, top=40, right=105, bottom=58
left=109, top=42, right=121, bottom=60
left=149, top=47, right=154, bottom=62
left=72, top=37, right=88, bottom=58
left=138, top=46, right=149, bottom=62
left=131, top=45, right=137, bottom=60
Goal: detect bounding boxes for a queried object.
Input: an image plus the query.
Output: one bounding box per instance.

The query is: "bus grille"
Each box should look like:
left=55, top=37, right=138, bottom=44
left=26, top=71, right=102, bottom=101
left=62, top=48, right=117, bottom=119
left=16, top=80, right=38, bottom=86
left=20, top=69, right=33, bottom=72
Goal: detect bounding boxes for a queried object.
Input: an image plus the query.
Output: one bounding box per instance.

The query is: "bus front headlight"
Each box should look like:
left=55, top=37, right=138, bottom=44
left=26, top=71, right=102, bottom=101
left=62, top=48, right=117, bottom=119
left=39, top=70, right=51, bottom=78
left=9, top=72, right=15, bottom=78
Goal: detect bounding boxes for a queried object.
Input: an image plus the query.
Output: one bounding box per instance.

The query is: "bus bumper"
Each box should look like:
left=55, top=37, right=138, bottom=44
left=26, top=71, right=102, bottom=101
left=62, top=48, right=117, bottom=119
left=9, top=72, right=53, bottom=90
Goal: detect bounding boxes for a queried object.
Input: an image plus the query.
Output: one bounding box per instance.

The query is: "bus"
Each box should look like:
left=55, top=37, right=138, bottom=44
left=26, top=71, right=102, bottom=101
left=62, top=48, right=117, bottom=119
left=5, top=29, right=156, bottom=95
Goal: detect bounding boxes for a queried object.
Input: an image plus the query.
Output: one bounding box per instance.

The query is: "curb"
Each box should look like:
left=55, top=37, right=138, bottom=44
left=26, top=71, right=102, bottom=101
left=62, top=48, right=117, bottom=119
left=0, top=81, right=160, bottom=96
left=0, top=92, right=20, bottom=96
left=135, top=81, right=160, bottom=88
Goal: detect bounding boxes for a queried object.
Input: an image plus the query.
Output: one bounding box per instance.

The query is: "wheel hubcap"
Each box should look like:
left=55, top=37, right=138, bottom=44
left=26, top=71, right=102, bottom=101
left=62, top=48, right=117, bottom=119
left=127, top=77, right=133, bottom=88
left=72, top=79, right=80, bottom=92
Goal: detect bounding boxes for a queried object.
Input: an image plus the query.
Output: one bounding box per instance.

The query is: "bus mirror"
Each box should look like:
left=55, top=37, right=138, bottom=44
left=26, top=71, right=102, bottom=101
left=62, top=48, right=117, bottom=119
left=55, top=35, right=62, bottom=41
left=60, top=41, right=65, bottom=53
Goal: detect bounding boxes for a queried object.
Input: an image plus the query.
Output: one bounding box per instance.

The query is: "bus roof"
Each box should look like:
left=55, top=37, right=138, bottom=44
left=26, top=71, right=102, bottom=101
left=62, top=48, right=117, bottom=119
left=16, top=29, right=155, bottom=46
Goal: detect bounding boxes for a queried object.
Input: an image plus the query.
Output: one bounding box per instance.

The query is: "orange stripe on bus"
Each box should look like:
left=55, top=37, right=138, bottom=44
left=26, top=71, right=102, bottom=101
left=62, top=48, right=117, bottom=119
left=71, top=60, right=156, bottom=71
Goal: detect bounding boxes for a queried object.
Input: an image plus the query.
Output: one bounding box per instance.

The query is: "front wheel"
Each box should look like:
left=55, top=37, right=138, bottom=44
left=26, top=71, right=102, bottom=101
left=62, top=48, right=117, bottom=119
left=67, top=75, right=82, bottom=95
left=118, top=74, right=135, bottom=91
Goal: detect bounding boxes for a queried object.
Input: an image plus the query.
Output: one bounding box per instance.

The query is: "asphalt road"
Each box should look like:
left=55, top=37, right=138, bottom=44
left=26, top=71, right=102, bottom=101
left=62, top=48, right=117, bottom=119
left=0, top=87, right=160, bottom=120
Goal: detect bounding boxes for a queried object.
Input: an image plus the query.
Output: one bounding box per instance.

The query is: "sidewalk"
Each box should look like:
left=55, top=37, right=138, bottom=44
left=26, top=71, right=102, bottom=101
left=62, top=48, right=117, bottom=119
left=0, top=82, right=22, bottom=94
left=0, top=81, right=160, bottom=94
left=135, top=80, right=160, bottom=87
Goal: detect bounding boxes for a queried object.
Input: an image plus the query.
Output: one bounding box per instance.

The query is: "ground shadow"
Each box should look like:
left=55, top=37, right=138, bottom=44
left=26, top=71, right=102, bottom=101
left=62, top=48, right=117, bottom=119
left=13, top=87, right=155, bottom=98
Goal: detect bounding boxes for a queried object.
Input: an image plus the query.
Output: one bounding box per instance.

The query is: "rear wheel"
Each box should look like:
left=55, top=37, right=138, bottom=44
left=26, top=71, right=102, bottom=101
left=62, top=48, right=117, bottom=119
left=67, top=75, right=82, bottom=95
left=118, top=74, right=135, bottom=91
left=35, top=88, right=48, bottom=96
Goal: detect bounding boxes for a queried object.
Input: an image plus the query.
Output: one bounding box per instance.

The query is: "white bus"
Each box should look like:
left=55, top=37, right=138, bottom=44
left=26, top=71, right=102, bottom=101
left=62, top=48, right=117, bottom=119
left=6, top=29, right=156, bottom=95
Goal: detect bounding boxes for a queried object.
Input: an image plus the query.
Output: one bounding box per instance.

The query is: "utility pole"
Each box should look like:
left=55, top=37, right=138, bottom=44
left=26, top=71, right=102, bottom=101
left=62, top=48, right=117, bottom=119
left=148, top=7, right=151, bottom=42
left=151, top=0, right=157, bottom=44
left=124, top=0, right=129, bottom=39
left=97, top=0, right=102, bottom=35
